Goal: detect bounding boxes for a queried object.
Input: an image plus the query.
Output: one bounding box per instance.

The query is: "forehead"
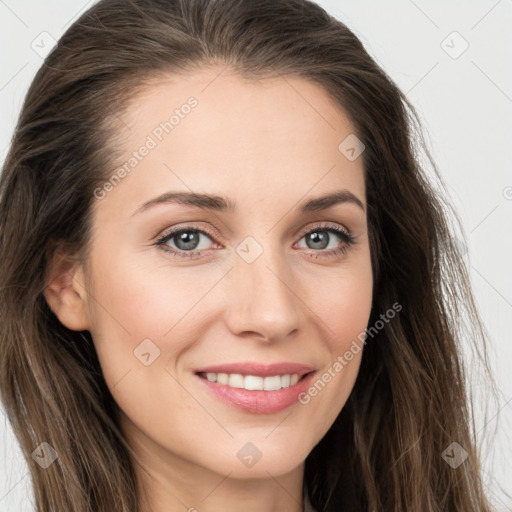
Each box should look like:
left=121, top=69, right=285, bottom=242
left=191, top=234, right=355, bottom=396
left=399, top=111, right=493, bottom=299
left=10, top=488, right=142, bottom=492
left=100, top=66, right=365, bottom=214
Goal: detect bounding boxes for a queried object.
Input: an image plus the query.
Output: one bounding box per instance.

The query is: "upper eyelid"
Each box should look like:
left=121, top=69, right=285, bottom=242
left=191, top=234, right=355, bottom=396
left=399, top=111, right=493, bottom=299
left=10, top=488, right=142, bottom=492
left=155, top=224, right=216, bottom=244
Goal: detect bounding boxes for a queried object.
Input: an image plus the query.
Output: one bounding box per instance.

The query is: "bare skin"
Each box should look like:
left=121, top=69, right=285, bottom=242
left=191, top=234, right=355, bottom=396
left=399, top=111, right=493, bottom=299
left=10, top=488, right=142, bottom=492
left=45, top=66, right=373, bottom=512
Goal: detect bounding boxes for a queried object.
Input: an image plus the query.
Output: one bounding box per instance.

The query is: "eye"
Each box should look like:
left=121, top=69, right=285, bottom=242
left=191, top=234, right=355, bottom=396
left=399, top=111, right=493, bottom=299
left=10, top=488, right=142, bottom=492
left=295, top=222, right=356, bottom=260
left=155, top=226, right=217, bottom=258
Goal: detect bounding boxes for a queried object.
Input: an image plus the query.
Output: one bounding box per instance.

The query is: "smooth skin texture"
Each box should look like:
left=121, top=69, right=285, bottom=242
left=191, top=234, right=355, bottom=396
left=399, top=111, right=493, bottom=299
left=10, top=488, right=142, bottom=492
left=45, top=66, right=373, bottom=512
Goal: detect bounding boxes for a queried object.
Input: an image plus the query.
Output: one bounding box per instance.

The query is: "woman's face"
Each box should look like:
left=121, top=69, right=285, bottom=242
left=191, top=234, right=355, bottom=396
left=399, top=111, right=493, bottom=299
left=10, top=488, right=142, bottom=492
left=76, top=67, right=372, bottom=479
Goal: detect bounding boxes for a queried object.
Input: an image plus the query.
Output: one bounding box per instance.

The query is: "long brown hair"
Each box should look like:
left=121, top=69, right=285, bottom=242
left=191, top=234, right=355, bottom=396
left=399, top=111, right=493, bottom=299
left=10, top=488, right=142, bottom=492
left=0, top=0, right=497, bottom=510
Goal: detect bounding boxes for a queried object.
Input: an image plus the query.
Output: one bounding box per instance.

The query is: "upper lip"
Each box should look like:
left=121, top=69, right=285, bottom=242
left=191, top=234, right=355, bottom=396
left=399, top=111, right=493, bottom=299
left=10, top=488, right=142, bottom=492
left=194, top=362, right=316, bottom=377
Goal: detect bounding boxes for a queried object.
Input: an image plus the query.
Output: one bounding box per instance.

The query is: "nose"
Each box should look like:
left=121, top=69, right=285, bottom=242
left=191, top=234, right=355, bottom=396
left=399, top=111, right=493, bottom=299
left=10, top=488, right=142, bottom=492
left=223, top=248, right=301, bottom=343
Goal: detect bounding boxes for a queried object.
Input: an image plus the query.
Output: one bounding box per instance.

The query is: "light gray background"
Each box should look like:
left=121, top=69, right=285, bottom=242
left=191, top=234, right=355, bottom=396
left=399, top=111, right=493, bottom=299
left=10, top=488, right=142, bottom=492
left=0, top=1, right=511, bottom=510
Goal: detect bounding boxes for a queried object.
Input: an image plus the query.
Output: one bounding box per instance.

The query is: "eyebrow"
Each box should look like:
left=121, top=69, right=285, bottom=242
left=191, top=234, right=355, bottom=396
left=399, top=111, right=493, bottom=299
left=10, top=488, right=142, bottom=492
left=132, top=189, right=365, bottom=216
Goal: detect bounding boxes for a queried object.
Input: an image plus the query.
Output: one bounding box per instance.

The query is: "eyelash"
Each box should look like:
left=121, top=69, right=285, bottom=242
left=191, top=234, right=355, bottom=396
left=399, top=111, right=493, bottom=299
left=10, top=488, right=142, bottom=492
left=154, top=222, right=356, bottom=261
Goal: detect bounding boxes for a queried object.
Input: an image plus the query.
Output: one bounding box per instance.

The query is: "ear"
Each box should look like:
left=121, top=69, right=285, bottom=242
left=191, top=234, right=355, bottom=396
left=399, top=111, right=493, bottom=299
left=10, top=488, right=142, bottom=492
left=43, top=244, right=91, bottom=331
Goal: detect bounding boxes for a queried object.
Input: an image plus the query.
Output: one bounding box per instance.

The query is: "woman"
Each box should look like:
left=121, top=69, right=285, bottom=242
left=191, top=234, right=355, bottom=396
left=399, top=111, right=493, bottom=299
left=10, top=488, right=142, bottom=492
left=0, top=0, right=496, bottom=510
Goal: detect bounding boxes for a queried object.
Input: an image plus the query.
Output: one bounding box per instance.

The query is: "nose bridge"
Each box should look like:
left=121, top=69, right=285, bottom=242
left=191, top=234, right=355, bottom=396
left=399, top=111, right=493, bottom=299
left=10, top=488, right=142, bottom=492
left=225, top=236, right=301, bottom=341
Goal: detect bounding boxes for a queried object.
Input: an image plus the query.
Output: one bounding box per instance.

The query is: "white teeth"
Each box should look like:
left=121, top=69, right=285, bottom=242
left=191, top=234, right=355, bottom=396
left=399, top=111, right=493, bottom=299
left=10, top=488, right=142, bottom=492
left=201, top=372, right=302, bottom=390
left=228, top=373, right=244, bottom=388
left=244, top=375, right=264, bottom=390
left=263, top=375, right=281, bottom=391
left=217, top=373, right=229, bottom=385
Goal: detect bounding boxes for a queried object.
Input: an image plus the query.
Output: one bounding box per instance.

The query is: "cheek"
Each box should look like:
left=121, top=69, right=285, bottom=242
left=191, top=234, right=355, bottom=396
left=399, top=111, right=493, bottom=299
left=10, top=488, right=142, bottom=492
left=320, top=281, right=372, bottom=352
left=297, top=256, right=372, bottom=433
left=86, top=247, right=210, bottom=342
left=83, top=251, right=213, bottom=442
left=308, top=249, right=373, bottom=350
left=83, top=248, right=231, bottom=406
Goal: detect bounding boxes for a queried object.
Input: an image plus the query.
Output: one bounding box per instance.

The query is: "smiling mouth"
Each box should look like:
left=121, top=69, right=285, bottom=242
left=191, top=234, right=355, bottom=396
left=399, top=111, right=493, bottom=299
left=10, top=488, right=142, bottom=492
left=196, top=371, right=313, bottom=391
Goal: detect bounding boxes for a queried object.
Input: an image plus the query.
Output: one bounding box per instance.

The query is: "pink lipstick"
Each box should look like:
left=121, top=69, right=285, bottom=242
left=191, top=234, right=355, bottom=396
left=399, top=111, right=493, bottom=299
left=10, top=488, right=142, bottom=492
left=194, top=362, right=316, bottom=414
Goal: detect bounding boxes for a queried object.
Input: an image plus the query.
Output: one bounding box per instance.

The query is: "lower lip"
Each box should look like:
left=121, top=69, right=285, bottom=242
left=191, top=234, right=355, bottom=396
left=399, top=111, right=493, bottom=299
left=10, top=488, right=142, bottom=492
left=195, top=372, right=316, bottom=414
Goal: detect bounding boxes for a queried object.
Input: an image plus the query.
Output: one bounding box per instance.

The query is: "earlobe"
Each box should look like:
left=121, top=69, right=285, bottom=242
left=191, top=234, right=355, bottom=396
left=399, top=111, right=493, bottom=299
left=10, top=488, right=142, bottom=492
left=43, top=250, right=91, bottom=332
